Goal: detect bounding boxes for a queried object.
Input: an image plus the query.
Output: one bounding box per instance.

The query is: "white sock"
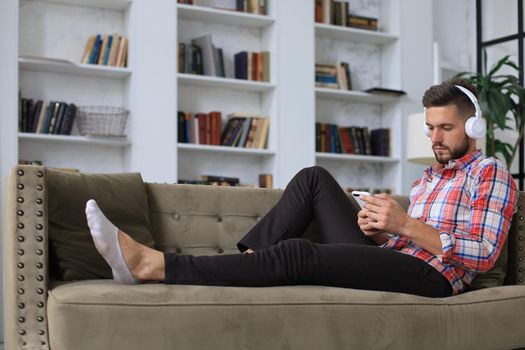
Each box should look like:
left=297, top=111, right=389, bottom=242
left=85, top=199, right=138, bottom=284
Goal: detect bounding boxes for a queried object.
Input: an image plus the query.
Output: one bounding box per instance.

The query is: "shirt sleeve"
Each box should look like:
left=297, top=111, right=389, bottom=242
left=439, top=163, right=518, bottom=272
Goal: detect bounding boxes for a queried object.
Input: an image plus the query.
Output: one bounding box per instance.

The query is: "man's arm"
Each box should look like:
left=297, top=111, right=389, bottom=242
left=362, top=162, right=518, bottom=272
left=359, top=194, right=443, bottom=255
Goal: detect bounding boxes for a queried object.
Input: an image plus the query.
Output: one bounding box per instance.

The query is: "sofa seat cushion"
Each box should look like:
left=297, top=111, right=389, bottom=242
left=47, top=280, right=525, bottom=350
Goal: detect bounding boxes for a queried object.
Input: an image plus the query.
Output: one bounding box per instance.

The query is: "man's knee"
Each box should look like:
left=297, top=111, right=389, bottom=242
left=299, top=165, right=331, bottom=179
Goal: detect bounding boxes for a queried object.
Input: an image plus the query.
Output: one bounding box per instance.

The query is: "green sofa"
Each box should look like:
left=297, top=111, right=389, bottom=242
left=4, top=165, right=525, bottom=350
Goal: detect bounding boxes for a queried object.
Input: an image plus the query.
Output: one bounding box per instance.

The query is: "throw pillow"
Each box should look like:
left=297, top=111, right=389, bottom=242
left=47, top=169, right=155, bottom=280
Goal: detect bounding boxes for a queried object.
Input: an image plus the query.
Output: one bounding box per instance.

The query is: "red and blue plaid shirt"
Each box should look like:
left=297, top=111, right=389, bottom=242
left=384, top=149, right=518, bottom=295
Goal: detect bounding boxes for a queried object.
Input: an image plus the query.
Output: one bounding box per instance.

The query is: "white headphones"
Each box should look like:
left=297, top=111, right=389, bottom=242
left=423, top=84, right=486, bottom=139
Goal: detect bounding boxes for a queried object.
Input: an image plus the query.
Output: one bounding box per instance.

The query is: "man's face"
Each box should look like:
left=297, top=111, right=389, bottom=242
left=425, top=105, right=474, bottom=164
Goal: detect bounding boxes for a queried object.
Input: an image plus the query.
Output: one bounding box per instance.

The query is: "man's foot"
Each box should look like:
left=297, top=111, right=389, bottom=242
left=85, top=199, right=138, bottom=284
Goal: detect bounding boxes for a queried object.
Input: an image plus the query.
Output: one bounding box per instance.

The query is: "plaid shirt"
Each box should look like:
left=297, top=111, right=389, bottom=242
left=384, top=149, right=517, bottom=295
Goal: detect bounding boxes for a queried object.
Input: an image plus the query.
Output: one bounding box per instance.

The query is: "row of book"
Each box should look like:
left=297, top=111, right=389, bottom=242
left=178, top=111, right=223, bottom=145
left=177, top=173, right=273, bottom=188
left=177, top=111, right=270, bottom=149
left=178, top=34, right=270, bottom=82
left=316, top=62, right=352, bottom=90
left=315, top=0, right=379, bottom=30
left=81, top=34, right=129, bottom=67
left=234, top=51, right=270, bottom=82
left=179, top=44, right=204, bottom=76
left=19, top=98, right=77, bottom=135
left=178, top=35, right=225, bottom=77
left=236, top=0, right=268, bottom=15
left=177, top=0, right=267, bottom=15
left=315, top=123, right=390, bottom=157
left=221, top=115, right=269, bottom=148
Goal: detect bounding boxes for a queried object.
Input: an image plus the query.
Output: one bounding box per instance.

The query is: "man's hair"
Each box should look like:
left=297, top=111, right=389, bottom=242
left=421, top=78, right=478, bottom=119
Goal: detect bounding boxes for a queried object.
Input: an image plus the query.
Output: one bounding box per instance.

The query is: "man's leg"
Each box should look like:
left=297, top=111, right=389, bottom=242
left=165, top=238, right=452, bottom=298
left=238, top=166, right=375, bottom=252
left=86, top=201, right=451, bottom=297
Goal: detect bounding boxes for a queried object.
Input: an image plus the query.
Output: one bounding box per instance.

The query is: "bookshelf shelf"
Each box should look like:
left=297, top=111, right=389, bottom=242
left=177, top=73, right=276, bottom=92
left=315, top=23, right=398, bottom=45
left=177, top=4, right=275, bottom=28
left=315, top=87, right=399, bottom=104
left=315, top=152, right=399, bottom=164
left=19, top=56, right=131, bottom=79
left=178, top=143, right=275, bottom=156
left=19, top=132, right=131, bottom=147
left=36, top=0, right=131, bottom=11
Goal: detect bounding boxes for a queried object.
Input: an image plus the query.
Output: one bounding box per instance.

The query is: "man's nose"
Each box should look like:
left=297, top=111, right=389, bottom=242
left=430, top=129, right=443, bottom=143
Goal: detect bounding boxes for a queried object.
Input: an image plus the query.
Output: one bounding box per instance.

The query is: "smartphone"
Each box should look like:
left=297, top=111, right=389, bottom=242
left=351, top=191, right=371, bottom=209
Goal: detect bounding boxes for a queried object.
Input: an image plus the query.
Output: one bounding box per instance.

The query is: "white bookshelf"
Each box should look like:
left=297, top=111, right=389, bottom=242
left=19, top=132, right=131, bottom=147
left=18, top=56, right=131, bottom=79
left=314, top=0, right=403, bottom=193
left=177, top=4, right=275, bottom=28
left=178, top=143, right=275, bottom=156
left=175, top=1, right=278, bottom=187
left=15, top=0, right=133, bottom=173
left=178, top=73, right=276, bottom=92
left=315, top=152, right=399, bottom=163
left=315, top=23, right=398, bottom=44
left=315, top=87, right=399, bottom=104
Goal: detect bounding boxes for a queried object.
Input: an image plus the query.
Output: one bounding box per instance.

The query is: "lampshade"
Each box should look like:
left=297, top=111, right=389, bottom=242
left=406, top=112, right=435, bottom=165
left=406, top=112, right=487, bottom=166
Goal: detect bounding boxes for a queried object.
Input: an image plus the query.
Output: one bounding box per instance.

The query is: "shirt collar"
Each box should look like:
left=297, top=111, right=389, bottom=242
left=424, top=149, right=484, bottom=178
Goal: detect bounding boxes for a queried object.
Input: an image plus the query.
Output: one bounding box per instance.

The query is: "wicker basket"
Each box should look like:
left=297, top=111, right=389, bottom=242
left=76, top=106, right=129, bottom=136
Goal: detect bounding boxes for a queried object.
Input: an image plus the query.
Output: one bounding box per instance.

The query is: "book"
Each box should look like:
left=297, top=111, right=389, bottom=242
left=348, top=15, right=378, bottom=30
left=108, top=34, right=120, bottom=66
left=88, top=34, right=102, bottom=64
left=201, top=174, right=240, bottom=186
left=191, top=35, right=217, bottom=76
left=370, top=128, right=391, bottom=156
left=259, top=174, right=273, bottom=188
left=81, top=35, right=96, bottom=64
left=262, top=51, right=270, bottom=82
left=60, top=104, right=77, bottom=135
left=235, top=51, right=248, bottom=79
left=98, top=35, right=109, bottom=65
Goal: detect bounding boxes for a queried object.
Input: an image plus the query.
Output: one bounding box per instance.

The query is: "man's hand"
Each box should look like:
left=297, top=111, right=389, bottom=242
left=360, top=193, right=443, bottom=255
left=357, top=208, right=390, bottom=245
left=360, top=193, right=410, bottom=235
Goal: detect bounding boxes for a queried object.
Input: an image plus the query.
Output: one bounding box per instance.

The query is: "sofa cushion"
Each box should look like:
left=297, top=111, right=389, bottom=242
left=47, top=169, right=155, bottom=280
left=47, top=280, right=525, bottom=350
left=469, top=237, right=508, bottom=290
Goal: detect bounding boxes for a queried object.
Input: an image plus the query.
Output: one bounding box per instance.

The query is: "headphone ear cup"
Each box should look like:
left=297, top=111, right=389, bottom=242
left=423, top=122, right=430, bottom=137
left=465, top=116, right=486, bottom=139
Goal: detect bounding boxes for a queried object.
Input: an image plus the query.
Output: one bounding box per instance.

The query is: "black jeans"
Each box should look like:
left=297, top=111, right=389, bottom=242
left=164, top=166, right=453, bottom=298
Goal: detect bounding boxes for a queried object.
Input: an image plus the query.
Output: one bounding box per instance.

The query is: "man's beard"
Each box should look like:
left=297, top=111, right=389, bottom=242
left=433, top=137, right=470, bottom=164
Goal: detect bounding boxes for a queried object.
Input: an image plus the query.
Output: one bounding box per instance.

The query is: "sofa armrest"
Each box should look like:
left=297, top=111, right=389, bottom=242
left=4, top=165, right=50, bottom=349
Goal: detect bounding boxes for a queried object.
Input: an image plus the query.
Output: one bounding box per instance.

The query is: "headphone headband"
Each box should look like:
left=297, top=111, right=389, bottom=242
left=454, top=85, right=482, bottom=119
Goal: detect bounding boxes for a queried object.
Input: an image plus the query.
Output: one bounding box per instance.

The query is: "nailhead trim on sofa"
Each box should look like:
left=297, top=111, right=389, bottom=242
left=10, top=166, right=50, bottom=349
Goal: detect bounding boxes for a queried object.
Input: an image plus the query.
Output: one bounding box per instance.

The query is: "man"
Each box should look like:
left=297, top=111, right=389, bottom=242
left=86, top=79, right=517, bottom=297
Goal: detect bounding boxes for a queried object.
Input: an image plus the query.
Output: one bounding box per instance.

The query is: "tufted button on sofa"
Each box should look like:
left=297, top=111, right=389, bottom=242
left=3, top=165, right=525, bottom=350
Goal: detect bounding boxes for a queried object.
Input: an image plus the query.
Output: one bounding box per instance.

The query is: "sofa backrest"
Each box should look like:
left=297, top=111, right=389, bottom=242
left=145, top=183, right=525, bottom=287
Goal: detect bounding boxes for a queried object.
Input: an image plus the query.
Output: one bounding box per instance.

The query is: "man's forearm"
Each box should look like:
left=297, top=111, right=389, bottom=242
left=370, top=232, right=390, bottom=246
left=400, top=217, right=443, bottom=255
